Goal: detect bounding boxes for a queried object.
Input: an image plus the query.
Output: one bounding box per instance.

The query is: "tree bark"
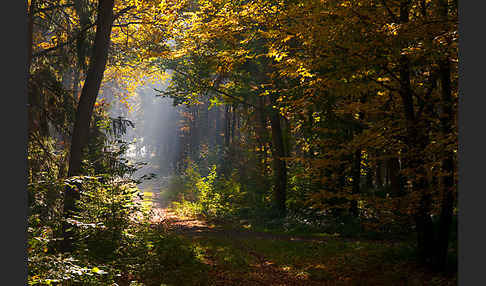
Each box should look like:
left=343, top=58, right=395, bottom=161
left=27, top=0, right=35, bottom=76
left=435, top=0, right=456, bottom=271
left=27, top=0, right=36, bottom=135
left=375, top=156, right=383, bottom=188
left=231, top=104, right=237, bottom=143
left=399, top=0, right=434, bottom=263
left=270, top=107, right=287, bottom=216
left=387, top=156, right=402, bottom=196
left=350, top=148, right=361, bottom=217
left=74, top=0, right=91, bottom=71
left=224, top=105, right=230, bottom=148
left=63, top=0, right=115, bottom=251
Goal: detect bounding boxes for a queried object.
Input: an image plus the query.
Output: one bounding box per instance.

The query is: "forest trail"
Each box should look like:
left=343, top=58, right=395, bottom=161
left=157, top=209, right=332, bottom=243
left=148, top=207, right=338, bottom=286
left=143, top=195, right=455, bottom=286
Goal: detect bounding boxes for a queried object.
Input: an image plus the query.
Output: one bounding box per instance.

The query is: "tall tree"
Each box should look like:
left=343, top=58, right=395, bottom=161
left=63, top=0, right=115, bottom=250
left=435, top=0, right=456, bottom=270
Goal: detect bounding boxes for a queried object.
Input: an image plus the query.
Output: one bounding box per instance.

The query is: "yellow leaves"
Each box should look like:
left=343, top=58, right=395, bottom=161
left=38, top=42, right=52, bottom=50
left=340, top=1, right=352, bottom=8
left=296, top=66, right=314, bottom=79
left=282, top=34, right=295, bottom=43
left=383, top=23, right=399, bottom=36
left=170, top=49, right=187, bottom=59
left=267, top=49, right=288, bottom=62
left=239, top=37, right=252, bottom=45
left=376, top=77, right=390, bottom=82
left=182, top=11, right=196, bottom=17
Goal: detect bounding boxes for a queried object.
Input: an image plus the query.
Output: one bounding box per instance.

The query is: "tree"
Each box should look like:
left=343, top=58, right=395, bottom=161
left=63, top=0, right=116, bottom=251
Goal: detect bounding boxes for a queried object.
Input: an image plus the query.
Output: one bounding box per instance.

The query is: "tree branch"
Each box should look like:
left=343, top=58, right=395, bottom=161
left=32, top=5, right=136, bottom=58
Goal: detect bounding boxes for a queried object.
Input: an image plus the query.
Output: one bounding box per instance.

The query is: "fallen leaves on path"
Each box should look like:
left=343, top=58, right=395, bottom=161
left=143, top=205, right=456, bottom=286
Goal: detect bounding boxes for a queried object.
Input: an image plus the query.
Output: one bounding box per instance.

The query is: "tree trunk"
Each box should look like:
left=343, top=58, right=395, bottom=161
left=257, top=97, right=269, bottom=175
left=74, top=0, right=91, bottom=72
left=27, top=0, right=36, bottom=135
left=27, top=0, right=35, bottom=76
left=231, top=104, right=237, bottom=143
left=224, top=105, right=230, bottom=148
left=63, top=0, right=115, bottom=251
left=435, top=0, right=456, bottom=270
left=387, top=157, right=402, bottom=196
left=350, top=148, right=361, bottom=217
left=270, top=108, right=287, bottom=216
left=399, top=0, right=434, bottom=263
left=375, top=156, right=383, bottom=188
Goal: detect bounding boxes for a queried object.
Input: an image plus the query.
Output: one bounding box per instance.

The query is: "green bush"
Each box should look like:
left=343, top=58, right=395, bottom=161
left=169, top=163, right=247, bottom=220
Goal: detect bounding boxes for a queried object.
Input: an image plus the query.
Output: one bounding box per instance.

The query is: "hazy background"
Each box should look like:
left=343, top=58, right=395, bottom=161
left=104, top=80, right=183, bottom=198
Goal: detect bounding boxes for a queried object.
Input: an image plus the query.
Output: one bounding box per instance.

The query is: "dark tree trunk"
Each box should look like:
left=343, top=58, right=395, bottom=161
left=190, top=106, right=199, bottom=161
left=27, top=0, right=37, bottom=135
left=375, top=156, right=383, bottom=188
left=67, top=0, right=115, bottom=177
left=27, top=0, right=35, bottom=76
left=215, top=105, right=223, bottom=147
left=221, top=104, right=232, bottom=177
left=224, top=105, right=230, bottom=148
left=434, top=58, right=455, bottom=271
left=231, top=104, right=237, bottom=143
left=270, top=109, right=287, bottom=216
left=435, top=0, right=456, bottom=270
left=74, top=0, right=91, bottom=72
left=63, top=0, right=115, bottom=251
left=365, top=152, right=374, bottom=190
left=350, top=96, right=365, bottom=216
left=257, top=97, right=269, bottom=173
left=399, top=0, right=435, bottom=263
left=350, top=148, right=361, bottom=217
left=387, top=157, right=402, bottom=196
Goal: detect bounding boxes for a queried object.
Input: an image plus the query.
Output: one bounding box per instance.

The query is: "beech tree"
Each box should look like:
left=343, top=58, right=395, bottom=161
left=62, top=0, right=115, bottom=250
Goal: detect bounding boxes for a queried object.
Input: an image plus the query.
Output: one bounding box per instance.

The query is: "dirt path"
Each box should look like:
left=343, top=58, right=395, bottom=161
left=149, top=206, right=395, bottom=245
left=148, top=207, right=331, bottom=285
left=143, top=195, right=456, bottom=286
left=160, top=210, right=326, bottom=241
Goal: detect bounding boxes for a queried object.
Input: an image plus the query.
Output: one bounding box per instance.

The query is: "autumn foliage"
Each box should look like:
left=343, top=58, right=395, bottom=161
left=27, top=0, right=457, bottom=283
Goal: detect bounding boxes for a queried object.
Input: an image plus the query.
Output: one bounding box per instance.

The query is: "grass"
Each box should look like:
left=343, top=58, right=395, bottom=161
left=156, top=203, right=457, bottom=285
left=170, top=231, right=456, bottom=285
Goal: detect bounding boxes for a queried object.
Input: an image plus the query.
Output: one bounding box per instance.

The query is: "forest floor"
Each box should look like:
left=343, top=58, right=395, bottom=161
left=143, top=193, right=457, bottom=286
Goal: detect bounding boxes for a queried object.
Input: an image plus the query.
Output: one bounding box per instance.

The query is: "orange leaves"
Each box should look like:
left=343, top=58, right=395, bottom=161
left=94, top=98, right=106, bottom=108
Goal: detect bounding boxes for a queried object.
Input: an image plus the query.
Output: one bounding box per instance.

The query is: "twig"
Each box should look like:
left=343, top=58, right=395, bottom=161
left=32, top=5, right=136, bottom=58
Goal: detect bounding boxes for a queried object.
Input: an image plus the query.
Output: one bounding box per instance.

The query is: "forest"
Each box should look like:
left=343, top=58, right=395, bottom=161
left=27, top=0, right=458, bottom=285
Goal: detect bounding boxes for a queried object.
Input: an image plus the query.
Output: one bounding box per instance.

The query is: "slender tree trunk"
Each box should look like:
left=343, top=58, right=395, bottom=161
left=435, top=0, right=456, bottom=271
left=224, top=105, right=230, bottom=148
left=350, top=148, right=361, bottom=216
left=27, top=0, right=36, bottom=135
left=215, top=105, right=223, bottom=147
left=350, top=96, right=366, bottom=216
left=258, top=97, right=268, bottom=169
left=221, top=104, right=231, bottom=177
left=74, top=0, right=91, bottom=71
left=375, top=155, right=383, bottom=188
left=67, top=0, right=115, bottom=177
left=365, top=150, right=375, bottom=191
left=399, top=0, right=434, bottom=263
left=231, top=105, right=237, bottom=143
left=191, top=106, right=199, bottom=161
left=435, top=57, right=455, bottom=271
left=63, top=0, right=115, bottom=251
left=270, top=108, right=287, bottom=216
left=387, top=157, right=402, bottom=196
left=27, top=0, right=35, bottom=76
